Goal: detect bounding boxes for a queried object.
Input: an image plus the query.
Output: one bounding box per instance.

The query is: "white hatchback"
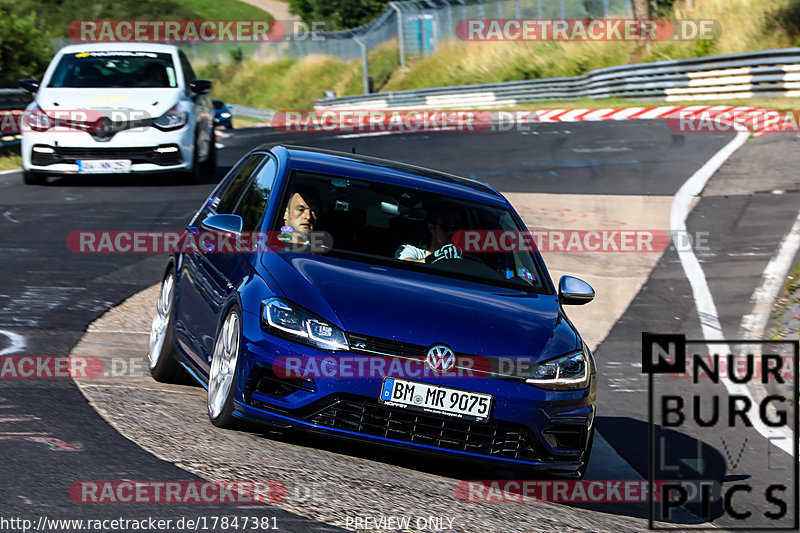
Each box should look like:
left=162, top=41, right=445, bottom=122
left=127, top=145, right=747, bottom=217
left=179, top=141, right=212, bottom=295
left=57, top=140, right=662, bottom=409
left=20, top=42, right=215, bottom=185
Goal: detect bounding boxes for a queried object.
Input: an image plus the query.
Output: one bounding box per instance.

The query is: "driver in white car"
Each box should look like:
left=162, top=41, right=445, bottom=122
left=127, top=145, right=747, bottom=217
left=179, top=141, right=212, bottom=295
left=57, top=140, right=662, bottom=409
left=395, top=205, right=463, bottom=263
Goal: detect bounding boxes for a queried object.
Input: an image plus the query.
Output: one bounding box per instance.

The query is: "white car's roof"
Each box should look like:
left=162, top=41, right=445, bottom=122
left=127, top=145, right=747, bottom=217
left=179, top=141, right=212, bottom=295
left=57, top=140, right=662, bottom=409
left=56, top=42, right=180, bottom=55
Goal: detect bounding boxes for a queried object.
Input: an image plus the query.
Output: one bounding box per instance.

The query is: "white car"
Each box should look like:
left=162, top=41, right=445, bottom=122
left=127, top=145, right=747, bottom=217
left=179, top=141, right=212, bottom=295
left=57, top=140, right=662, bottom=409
left=20, top=42, right=215, bottom=185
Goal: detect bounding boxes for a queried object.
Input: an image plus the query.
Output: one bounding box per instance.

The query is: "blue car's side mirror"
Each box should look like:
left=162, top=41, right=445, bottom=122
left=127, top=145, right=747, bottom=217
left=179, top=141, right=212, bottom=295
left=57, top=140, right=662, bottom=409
left=201, top=214, right=242, bottom=234
left=558, top=275, right=594, bottom=305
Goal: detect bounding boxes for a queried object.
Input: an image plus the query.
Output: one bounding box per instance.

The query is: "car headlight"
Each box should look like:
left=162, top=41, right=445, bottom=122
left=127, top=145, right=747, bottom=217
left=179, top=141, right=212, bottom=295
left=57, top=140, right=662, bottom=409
left=526, top=349, right=590, bottom=390
left=153, top=106, right=188, bottom=131
left=261, top=297, right=349, bottom=351
left=220, top=112, right=231, bottom=118
left=25, top=104, right=52, bottom=132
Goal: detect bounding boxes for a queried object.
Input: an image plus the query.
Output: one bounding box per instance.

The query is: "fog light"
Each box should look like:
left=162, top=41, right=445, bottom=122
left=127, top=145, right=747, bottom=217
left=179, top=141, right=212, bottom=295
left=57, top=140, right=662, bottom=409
left=155, top=146, right=179, bottom=153
left=32, top=146, right=54, bottom=153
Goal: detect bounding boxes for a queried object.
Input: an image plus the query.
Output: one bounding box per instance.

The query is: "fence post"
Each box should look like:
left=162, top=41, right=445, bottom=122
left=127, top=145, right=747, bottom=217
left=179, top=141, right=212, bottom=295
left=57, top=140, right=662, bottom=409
left=389, top=2, right=406, bottom=67
left=537, top=0, right=542, bottom=19
left=354, top=37, right=369, bottom=94
left=560, top=0, right=565, bottom=18
left=603, top=0, right=609, bottom=17
left=515, top=0, right=520, bottom=19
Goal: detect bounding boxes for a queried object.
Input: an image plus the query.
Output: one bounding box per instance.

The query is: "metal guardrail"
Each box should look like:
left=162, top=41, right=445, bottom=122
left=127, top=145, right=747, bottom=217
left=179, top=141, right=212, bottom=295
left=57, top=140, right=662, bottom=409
left=315, top=48, right=800, bottom=110
left=0, top=89, right=31, bottom=149
left=227, top=104, right=276, bottom=122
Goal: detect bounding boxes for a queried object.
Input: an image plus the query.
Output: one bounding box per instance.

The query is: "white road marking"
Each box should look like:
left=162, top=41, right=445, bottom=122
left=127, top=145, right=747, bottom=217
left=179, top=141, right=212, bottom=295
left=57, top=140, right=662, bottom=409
left=0, top=169, right=21, bottom=176
left=0, top=329, right=26, bottom=356
left=740, top=211, right=800, bottom=338
left=3, top=211, right=19, bottom=223
left=333, top=131, right=400, bottom=139
left=672, top=127, right=796, bottom=457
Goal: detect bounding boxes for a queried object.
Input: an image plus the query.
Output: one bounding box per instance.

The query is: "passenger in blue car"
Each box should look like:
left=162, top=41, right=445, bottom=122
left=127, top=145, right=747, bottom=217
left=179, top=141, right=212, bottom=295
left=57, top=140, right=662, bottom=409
left=395, top=205, right=464, bottom=264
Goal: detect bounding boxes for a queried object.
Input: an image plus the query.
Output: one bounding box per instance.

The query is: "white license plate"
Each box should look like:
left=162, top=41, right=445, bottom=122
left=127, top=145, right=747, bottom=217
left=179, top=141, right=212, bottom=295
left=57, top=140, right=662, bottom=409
left=379, top=377, right=493, bottom=421
left=77, top=159, right=132, bottom=173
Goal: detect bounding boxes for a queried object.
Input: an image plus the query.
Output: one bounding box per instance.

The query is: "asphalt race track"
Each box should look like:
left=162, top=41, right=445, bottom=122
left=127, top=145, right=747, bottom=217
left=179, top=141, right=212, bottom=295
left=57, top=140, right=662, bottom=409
left=1, top=120, right=798, bottom=531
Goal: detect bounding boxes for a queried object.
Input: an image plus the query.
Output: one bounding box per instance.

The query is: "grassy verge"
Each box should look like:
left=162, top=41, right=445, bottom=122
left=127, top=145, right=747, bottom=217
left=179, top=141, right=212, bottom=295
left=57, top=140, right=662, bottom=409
left=200, top=0, right=800, bottom=110
left=172, top=0, right=272, bottom=20
left=199, top=40, right=400, bottom=110
left=228, top=115, right=263, bottom=128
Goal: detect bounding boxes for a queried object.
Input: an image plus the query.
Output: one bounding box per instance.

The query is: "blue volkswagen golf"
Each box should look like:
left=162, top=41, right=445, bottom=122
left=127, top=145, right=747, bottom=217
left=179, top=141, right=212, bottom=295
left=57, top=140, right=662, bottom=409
left=148, top=144, right=597, bottom=477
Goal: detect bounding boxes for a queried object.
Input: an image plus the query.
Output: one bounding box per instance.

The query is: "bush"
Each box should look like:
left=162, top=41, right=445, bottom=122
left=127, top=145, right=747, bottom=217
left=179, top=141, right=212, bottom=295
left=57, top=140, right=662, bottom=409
left=0, top=8, right=51, bottom=87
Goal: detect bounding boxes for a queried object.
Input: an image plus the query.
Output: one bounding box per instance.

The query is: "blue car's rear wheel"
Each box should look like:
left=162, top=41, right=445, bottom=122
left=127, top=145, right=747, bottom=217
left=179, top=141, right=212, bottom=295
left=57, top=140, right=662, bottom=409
left=148, top=270, right=181, bottom=382
left=208, top=308, right=241, bottom=428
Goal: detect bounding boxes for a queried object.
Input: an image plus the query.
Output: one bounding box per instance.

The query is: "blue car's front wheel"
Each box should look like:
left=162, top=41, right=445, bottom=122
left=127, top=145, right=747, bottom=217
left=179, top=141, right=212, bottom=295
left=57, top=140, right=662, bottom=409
left=208, top=307, right=241, bottom=428
left=148, top=270, right=181, bottom=382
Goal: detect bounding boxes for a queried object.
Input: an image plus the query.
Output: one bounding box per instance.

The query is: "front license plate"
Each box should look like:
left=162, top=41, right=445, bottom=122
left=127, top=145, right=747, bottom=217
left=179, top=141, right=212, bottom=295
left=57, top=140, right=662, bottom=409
left=379, top=377, right=493, bottom=421
left=77, top=159, right=132, bottom=173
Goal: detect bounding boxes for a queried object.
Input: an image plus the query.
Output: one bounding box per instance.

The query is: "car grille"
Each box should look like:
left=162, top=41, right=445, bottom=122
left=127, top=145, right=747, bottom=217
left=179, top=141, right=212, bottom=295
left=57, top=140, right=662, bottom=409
left=347, top=332, right=522, bottom=379
left=304, top=394, right=545, bottom=462
left=31, top=145, right=183, bottom=166
left=348, top=333, right=427, bottom=359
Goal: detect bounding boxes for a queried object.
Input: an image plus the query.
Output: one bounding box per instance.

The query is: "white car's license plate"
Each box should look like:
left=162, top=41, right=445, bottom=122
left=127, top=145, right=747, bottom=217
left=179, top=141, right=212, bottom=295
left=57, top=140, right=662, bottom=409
left=379, top=377, right=493, bottom=421
left=77, top=159, right=132, bottom=173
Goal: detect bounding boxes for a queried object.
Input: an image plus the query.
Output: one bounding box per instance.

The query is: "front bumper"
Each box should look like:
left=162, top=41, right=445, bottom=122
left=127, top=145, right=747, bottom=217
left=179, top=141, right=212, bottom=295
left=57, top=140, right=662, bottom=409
left=21, top=126, right=193, bottom=174
left=233, top=310, right=596, bottom=471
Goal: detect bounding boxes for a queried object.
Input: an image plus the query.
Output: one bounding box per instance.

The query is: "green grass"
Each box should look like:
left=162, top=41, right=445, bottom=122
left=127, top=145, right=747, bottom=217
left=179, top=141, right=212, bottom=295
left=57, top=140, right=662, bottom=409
left=184, top=0, right=800, bottom=111
left=0, top=147, right=21, bottom=171
left=171, top=0, right=272, bottom=20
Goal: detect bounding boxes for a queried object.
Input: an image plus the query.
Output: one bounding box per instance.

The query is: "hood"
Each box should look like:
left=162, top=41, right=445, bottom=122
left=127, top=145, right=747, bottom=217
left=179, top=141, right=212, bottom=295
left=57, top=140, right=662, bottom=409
left=260, top=253, right=579, bottom=360
left=35, top=87, right=181, bottom=119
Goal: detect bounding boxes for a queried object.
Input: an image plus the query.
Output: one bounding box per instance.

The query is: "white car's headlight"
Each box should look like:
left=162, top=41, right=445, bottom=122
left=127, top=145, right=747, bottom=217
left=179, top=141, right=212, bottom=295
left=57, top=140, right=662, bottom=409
left=153, top=106, right=188, bottom=131
left=25, top=104, right=52, bottom=132
left=526, top=349, right=590, bottom=390
left=261, top=297, right=349, bottom=351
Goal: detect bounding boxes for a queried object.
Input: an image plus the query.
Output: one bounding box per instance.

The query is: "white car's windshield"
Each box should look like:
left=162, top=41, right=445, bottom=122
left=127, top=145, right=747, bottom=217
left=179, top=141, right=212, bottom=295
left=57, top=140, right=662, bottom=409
left=47, top=51, right=178, bottom=88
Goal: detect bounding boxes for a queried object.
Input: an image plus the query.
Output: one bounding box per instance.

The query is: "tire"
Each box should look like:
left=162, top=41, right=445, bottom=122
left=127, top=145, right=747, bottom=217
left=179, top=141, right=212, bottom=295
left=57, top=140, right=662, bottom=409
left=23, top=171, right=46, bottom=185
left=185, top=139, right=201, bottom=184
left=199, top=128, right=216, bottom=176
left=208, top=307, right=241, bottom=428
left=148, top=270, right=182, bottom=382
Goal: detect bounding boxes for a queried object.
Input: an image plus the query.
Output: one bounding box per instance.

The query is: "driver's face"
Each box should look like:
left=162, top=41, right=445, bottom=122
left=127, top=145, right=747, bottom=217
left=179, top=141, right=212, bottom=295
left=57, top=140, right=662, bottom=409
left=429, top=209, right=461, bottom=248
left=284, top=193, right=318, bottom=242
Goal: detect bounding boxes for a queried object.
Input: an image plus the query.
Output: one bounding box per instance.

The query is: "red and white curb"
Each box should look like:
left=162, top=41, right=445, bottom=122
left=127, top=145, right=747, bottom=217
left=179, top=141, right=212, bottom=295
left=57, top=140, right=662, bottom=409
left=520, top=105, right=792, bottom=137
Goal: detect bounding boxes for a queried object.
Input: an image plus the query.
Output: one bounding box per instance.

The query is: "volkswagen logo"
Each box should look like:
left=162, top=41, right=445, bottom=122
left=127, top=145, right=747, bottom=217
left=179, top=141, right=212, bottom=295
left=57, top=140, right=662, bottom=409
left=426, top=344, right=455, bottom=374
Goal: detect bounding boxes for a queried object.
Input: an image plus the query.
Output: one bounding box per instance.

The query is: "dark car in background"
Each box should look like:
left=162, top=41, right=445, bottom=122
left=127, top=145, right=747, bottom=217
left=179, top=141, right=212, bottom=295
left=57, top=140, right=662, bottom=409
left=213, top=100, right=233, bottom=129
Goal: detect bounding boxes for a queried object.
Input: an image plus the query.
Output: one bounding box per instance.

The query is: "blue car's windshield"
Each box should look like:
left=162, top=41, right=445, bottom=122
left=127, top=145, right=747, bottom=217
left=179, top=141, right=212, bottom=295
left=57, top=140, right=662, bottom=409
left=273, top=170, right=549, bottom=293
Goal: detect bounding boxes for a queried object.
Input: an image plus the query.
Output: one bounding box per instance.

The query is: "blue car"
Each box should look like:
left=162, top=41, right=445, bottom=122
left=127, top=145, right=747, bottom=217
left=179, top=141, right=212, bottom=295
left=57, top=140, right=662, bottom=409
left=212, top=100, right=233, bottom=129
left=148, top=144, right=597, bottom=477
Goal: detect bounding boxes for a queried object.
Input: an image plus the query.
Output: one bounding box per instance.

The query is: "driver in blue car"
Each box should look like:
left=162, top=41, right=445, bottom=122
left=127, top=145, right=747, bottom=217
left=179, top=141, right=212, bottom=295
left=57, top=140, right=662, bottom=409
left=395, top=205, right=463, bottom=263
left=280, top=186, right=321, bottom=247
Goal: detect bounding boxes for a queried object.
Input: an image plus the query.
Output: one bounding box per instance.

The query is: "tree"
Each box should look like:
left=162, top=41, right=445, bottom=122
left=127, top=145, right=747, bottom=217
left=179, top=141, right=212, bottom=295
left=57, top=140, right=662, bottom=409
left=0, top=8, right=52, bottom=87
left=287, top=0, right=390, bottom=31
left=631, top=0, right=650, bottom=19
